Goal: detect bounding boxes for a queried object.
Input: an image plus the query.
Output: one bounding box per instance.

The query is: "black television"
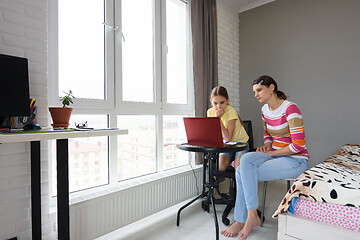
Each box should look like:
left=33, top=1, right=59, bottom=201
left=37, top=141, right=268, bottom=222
left=0, top=54, right=30, bottom=127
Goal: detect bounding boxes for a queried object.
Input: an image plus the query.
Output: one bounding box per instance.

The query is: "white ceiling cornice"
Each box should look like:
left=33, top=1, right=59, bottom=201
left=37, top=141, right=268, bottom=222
left=218, top=0, right=276, bottom=13
left=238, top=0, right=276, bottom=13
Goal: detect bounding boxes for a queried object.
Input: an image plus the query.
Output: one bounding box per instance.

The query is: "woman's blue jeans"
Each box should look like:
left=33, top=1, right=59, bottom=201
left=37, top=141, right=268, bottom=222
left=234, top=152, right=308, bottom=223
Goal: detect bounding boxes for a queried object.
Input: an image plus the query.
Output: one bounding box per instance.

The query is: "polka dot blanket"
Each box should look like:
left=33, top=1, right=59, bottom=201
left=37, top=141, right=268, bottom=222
left=292, top=198, right=360, bottom=232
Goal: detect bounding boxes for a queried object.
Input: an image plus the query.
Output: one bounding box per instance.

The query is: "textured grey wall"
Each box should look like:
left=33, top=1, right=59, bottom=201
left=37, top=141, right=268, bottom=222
left=238, top=0, right=360, bottom=166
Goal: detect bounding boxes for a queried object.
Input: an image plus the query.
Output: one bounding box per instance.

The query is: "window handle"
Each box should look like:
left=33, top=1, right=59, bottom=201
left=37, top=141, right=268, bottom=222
left=102, top=22, right=125, bottom=42
left=102, top=22, right=119, bottom=31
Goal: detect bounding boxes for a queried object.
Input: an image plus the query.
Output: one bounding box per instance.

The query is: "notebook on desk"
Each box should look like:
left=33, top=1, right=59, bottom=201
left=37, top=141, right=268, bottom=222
left=183, top=117, right=225, bottom=148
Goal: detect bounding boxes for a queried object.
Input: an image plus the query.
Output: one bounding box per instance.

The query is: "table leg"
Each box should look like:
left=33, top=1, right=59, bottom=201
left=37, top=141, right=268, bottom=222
left=176, top=151, right=221, bottom=240
left=176, top=154, right=208, bottom=226
left=57, top=139, right=70, bottom=240
left=202, top=155, right=207, bottom=193
left=208, top=153, right=220, bottom=240
left=209, top=190, right=219, bottom=240
left=176, top=192, right=204, bottom=226
left=31, top=141, right=42, bottom=239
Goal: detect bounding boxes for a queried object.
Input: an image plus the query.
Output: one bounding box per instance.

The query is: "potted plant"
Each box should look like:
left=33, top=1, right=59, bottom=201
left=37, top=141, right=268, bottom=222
left=49, top=90, right=75, bottom=128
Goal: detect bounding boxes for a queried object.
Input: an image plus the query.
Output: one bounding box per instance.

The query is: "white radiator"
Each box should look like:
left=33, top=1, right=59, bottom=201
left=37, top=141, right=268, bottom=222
left=69, top=168, right=202, bottom=240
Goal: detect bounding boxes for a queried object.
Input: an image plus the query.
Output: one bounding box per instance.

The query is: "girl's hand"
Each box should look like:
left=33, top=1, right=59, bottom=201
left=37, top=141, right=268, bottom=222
left=215, top=108, right=225, bottom=117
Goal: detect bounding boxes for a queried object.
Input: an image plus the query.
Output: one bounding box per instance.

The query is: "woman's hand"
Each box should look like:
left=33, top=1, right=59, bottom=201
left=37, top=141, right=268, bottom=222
left=256, top=142, right=272, bottom=153
left=262, top=145, right=294, bottom=157
left=260, top=147, right=277, bottom=156
left=264, top=149, right=276, bottom=156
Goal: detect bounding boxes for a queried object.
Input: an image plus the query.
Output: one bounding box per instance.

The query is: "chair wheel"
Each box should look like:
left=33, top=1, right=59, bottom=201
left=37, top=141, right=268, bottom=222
left=222, top=217, right=230, bottom=226
left=201, top=200, right=209, bottom=212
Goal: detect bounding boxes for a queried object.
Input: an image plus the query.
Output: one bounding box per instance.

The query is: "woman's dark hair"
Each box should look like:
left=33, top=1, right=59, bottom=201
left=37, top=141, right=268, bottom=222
left=252, top=75, right=288, bottom=100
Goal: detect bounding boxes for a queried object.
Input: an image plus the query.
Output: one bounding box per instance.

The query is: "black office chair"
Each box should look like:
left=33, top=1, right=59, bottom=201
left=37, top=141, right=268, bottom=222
left=201, top=159, right=237, bottom=225
left=242, top=120, right=255, bottom=152
left=260, top=179, right=292, bottom=226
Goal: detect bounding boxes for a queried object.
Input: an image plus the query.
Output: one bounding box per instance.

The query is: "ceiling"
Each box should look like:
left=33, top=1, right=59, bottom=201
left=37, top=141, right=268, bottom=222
left=218, top=0, right=276, bottom=13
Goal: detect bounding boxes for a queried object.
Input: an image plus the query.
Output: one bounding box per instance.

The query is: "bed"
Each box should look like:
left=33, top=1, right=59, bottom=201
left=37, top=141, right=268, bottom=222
left=273, top=144, right=360, bottom=240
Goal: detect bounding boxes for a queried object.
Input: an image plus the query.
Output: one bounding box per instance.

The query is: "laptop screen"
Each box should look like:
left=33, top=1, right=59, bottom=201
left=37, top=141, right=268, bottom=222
left=183, top=117, right=224, bottom=148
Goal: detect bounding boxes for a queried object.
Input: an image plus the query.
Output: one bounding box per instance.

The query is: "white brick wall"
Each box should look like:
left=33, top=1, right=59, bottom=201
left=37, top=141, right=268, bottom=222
left=217, top=1, right=241, bottom=113
left=0, top=0, right=55, bottom=239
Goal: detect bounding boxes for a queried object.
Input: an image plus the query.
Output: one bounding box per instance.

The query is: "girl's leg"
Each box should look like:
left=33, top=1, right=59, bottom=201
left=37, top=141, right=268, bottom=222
left=234, top=156, right=241, bottom=170
left=218, top=154, right=231, bottom=171
left=233, top=149, right=247, bottom=170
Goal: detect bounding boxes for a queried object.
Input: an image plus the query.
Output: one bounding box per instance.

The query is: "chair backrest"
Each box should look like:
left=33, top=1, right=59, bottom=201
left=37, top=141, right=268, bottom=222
left=243, top=120, right=255, bottom=152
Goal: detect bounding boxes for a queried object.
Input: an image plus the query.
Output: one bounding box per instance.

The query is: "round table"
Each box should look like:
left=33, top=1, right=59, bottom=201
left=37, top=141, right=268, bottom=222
left=176, top=143, right=247, bottom=240
left=177, top=143, right=246, bottom=153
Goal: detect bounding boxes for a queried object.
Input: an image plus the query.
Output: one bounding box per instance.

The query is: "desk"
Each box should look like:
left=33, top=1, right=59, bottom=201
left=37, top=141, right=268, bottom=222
left=176, top=143, right=247, bottom=240
left=0, top=129, right=128, bottom=240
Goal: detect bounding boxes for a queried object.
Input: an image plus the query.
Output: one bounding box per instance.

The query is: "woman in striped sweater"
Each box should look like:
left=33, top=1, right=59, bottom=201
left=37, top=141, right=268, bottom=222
left=221, top=75, right=309, bottom=239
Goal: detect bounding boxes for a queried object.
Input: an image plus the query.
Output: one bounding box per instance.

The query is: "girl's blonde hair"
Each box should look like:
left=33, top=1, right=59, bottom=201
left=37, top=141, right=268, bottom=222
left=210, top=86, right=229, bottom=100
left=210, top=86, right=244, bottom=126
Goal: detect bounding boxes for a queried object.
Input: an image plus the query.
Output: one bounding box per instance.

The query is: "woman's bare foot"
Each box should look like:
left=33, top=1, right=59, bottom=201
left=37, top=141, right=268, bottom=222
left=238, top=210, right=261, bottom=240
left=221, top=221, right=244, bottom=237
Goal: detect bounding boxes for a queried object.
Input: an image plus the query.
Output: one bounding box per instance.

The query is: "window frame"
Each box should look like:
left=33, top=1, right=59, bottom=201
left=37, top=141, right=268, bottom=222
left=49, top=0, right=115, bottom=109
left=48, top=0, right=194, bottom=198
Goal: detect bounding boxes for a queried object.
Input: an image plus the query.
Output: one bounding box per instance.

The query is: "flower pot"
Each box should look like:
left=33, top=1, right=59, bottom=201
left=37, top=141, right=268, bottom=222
left=48, top=107, right=73, bottom=128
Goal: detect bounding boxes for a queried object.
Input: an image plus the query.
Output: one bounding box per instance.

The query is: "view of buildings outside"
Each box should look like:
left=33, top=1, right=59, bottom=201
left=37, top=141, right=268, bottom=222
left=51, top=114, right=189, bottom=195
left=163, top=115, right=188, bottom=169
left=117, top=115, right=156, bottom=180
left=117, top=115, right=189, bottom=181
left=51, top=115, right=108, bottom=196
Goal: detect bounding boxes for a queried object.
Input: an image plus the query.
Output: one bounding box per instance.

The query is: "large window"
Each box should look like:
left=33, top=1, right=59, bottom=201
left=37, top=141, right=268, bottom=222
left=50, top=0, right=193, bottom=194
left=121, top=0, right=154, bottom=102
left=166, top=0, right=188, bottom=104
left=58, top=0, right=105, bottom=100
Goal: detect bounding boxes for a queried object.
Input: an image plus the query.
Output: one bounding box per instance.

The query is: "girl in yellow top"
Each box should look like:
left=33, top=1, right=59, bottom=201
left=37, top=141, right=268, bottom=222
left=207, top=86, right=249, bottom=171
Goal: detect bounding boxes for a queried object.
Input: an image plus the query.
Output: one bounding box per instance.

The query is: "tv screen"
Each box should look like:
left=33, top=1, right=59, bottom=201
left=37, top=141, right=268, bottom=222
left=0, top=54, right=30, bottom=118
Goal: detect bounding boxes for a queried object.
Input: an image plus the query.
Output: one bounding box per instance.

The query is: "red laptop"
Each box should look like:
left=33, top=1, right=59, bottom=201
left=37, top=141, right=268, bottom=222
left=183, top=117, right=224, bottom=148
